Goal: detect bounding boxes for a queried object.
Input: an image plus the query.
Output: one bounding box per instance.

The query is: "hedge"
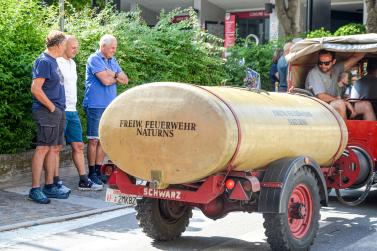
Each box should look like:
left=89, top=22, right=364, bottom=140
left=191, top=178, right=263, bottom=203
left=0, top=2, right=228, bottom=153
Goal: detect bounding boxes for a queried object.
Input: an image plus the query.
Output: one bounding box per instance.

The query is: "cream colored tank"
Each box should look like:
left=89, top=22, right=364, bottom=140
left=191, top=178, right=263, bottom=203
left=99, top=82, right=348, bottom=185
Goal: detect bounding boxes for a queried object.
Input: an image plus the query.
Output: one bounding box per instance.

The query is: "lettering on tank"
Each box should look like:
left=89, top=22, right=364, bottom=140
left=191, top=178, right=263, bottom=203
left=119, top=120, right=196, bottom=138
left=272, top=110, right=313, bottom=126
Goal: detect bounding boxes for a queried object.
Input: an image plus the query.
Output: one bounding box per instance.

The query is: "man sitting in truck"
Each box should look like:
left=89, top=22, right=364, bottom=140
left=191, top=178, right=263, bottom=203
left=305, top=50, right=376, bottom=120
left=350, top=58, right=377, bottom=113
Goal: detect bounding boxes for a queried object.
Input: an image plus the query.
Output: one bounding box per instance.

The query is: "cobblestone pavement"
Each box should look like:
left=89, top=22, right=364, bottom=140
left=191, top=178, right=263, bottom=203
left=0, top=164, right=122, bottom=231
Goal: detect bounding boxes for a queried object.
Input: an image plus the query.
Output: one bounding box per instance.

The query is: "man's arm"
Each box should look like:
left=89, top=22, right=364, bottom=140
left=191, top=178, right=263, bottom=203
left=95, top=69, right=117, bottom=86
left=343, top=52, right=365, bottom=72
left=316, top=92, right=339, bottom=103
left=115, top=71, right=129, bottom=85
left=31, top=78, right=55, bottom=112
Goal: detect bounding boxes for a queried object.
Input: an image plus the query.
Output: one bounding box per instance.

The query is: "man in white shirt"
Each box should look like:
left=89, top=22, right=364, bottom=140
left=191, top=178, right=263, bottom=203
left=56, top=35, right=102, bottom=191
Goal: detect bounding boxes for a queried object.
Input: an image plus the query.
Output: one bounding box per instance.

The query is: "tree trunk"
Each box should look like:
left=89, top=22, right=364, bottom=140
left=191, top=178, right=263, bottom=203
left=275, top=0, right=300, bottom=36
left=366, top=0, right=377, bottom=33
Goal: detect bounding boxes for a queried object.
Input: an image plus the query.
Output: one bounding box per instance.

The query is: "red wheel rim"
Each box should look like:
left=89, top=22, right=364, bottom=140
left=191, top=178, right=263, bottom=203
left=288, top=183, right=313, bottom=239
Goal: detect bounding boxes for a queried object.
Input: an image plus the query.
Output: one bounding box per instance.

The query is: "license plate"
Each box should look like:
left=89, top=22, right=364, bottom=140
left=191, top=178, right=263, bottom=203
left=105, top=188, right=138, bottom=206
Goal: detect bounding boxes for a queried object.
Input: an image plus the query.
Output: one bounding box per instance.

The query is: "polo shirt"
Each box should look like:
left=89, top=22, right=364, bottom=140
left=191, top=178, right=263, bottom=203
left=83, top=51, right=122, bottom=108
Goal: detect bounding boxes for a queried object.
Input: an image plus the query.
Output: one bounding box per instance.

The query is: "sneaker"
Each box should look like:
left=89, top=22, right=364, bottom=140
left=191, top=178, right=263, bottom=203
left=78, top=178, right=103, bottom=191
left=28, top=188, right=50, bottom=204
left=88, top=173, right=104, bottom=185
left=96, top=167, right=106, bottom=184
left=43, top=185, right=70, bottom=199
left=56, top=180, right=71, bottom=194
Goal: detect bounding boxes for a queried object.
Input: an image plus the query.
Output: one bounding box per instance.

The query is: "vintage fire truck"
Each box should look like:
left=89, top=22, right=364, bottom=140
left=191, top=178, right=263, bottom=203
left=100, top=34, right=377, bottom=250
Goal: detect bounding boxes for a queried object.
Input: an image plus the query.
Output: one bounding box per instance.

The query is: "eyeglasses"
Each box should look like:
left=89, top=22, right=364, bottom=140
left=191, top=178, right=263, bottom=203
left=318, top=60, right=332, bottom=66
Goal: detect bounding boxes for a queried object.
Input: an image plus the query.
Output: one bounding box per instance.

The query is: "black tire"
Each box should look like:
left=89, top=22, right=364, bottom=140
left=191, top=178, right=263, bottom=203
left=136, top=198, right=192, bottom=241
left=263, top=167, right=321, bottom=251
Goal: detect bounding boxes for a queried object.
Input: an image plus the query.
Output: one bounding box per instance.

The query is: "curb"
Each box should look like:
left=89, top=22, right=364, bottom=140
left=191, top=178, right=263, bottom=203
left=0, top=204, right=131, bottom=232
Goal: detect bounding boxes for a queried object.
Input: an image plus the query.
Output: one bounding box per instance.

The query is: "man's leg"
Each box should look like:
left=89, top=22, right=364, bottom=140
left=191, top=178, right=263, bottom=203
left=354, top=101, right=376, bottom=121
left=45, top=145, right=60, bottom=185
left=88, top=138, right=99, bottom=168
left=330, top=99, right=347, bottom=119
left=86, top=107, right=105, bottom=185
left=31, top=146, right=50, bottom=188
left=53, top=145, right=63, bottom=179
left=72, top=142, right=86, bottom=175
left=96, top=141, right=105, bottom=167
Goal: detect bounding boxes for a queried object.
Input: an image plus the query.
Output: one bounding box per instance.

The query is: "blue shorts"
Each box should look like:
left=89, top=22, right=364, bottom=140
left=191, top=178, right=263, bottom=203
left=64, top=111, right=83, bottom=144
left=85, top=107, right=106, bottom=139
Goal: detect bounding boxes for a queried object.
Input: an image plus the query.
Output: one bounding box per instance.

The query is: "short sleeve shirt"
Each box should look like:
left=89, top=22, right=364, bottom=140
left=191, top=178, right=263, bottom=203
left=350, top=75, right=377, bottom=99
left=305, top=63, right=344, bottom=97
left=32, top=52, right=66, bottom=111
left=83, top=51, right=122, bottom=108
left=277, top=56, right=288, bottom=88
left=57, top=57, right=77, bottom=111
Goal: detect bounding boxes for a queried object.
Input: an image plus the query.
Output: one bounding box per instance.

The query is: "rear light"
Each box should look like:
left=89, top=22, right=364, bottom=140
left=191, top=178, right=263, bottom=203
left=225, top=179, right=235, bottom=190
left=104, top=165, right=114, bottom=176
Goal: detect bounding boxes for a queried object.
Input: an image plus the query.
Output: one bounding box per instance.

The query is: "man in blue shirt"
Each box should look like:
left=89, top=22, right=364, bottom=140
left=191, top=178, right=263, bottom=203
left=277, top=42, right=293, bottom=92
left=30, top=30, right=70, bottom=204
left=84, top=34, right=129, bottom=185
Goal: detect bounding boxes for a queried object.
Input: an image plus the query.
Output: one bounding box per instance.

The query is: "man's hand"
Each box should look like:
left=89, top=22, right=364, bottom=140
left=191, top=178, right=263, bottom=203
left=116, top=72, right=129, bottom=85
left=345, top=101, right=357, bottom=118
left=31, top=78, right=56, bottom=112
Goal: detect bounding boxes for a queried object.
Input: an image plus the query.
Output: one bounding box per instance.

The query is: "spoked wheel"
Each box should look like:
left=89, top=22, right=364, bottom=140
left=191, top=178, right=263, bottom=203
left=136, top=198, right=192, bottom=241
left=263, top=167, right=321, bottom=251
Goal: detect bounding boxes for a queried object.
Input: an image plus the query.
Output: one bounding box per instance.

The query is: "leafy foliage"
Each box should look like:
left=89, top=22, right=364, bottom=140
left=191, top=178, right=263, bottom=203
left=306, top=27, right=332, bottom=38
left=334, top=23, right=366, bottom=36
left=224, top=40, right=284, bottom=91
left=0, top=3, right=228, bottom=153
left=0, top=0, right=55, bottom=153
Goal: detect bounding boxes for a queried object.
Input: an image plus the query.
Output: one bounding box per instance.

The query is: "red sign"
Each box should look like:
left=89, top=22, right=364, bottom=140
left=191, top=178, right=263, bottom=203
left=235, top=10, right=269, bottom=19
left=224, top=13, right=236, bottom=48
left=172, top=15, right=189, bottom=23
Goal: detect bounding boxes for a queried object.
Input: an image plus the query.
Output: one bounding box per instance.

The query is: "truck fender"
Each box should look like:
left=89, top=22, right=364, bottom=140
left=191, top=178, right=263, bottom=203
left=258, top=156, right=328, bottom=213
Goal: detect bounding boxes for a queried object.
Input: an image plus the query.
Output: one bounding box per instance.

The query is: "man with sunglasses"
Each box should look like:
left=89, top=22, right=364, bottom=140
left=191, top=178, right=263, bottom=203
left=305, top=50, right=375, bottom=120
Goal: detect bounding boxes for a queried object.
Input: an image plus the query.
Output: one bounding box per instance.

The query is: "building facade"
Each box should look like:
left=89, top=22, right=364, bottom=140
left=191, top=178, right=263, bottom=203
left=117, top=0, right=364, bottom=46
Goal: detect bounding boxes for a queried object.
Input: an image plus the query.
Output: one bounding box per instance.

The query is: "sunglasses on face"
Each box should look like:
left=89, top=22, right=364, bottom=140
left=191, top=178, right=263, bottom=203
left=318, top=60, right=332, bottom=66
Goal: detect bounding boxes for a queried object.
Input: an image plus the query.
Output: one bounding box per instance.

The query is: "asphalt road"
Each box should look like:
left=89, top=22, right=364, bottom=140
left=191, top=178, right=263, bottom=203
left=1, top=189, right=377, bottom=251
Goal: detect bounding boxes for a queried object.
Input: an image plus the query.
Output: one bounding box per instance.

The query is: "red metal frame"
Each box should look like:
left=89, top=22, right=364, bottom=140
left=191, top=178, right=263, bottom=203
left=109, top=169, right=260, bottom=206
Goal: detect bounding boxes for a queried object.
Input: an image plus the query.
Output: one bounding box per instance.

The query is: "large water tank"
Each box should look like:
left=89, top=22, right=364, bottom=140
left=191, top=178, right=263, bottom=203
left=99, top=82, right=348, bottom=185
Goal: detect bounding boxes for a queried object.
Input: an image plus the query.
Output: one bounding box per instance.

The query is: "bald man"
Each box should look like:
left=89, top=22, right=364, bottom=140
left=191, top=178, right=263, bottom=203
left=56, top=35, right=103, bottom=191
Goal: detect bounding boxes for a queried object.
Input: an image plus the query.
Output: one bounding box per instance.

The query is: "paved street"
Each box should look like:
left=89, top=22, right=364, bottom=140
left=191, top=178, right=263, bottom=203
left=1, top=184, right=377, bottom=251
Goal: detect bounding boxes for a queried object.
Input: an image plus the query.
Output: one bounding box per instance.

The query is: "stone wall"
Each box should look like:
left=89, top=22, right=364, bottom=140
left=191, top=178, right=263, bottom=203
left=0, top=146, right=77, bottom=183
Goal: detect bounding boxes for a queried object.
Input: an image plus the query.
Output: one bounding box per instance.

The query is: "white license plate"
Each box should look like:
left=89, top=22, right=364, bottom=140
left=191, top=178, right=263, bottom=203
left=105, top=188, right=138, bottom=206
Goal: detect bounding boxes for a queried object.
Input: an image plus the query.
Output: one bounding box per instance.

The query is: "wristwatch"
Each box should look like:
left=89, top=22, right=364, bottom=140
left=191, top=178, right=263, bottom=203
left=114, top=72, right=118, bottom=79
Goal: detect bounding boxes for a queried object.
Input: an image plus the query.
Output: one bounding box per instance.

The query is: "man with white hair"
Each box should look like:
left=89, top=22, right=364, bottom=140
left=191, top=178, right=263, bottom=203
left=83, top=34, right=129, bottom=185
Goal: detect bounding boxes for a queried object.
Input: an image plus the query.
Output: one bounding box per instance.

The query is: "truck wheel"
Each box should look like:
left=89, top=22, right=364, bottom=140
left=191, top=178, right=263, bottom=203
left=136, top=198, right=192, bottom=241
left=263, top=167, right=321, bottom=251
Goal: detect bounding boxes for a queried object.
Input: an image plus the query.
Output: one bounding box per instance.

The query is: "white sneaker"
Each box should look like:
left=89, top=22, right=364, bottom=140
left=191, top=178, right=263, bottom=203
left=78, top=178, right=103, bottom=191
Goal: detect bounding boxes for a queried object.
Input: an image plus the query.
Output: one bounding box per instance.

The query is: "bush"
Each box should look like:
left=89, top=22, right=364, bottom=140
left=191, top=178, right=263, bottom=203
left=306, top=27, right=332, bottom=38
left=334, top=23, right=366, bottom=36
left=0, top=0, right=54, bottom=153
left=0, top=3, right=228, bottom=153
left=224, top=40, right=283, bottom=90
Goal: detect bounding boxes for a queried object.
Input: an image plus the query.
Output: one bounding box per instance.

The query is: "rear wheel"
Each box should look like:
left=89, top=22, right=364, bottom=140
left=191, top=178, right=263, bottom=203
left=263, top=167, right=321, bottom=251
left=136, top=198, right=192, bottom=241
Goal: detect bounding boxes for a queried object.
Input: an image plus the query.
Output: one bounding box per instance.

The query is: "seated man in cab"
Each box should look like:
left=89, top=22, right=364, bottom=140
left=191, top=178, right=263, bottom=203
left=350, top=58, right=377, bottom=112
left=305, top=50, right=375, bottom=120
